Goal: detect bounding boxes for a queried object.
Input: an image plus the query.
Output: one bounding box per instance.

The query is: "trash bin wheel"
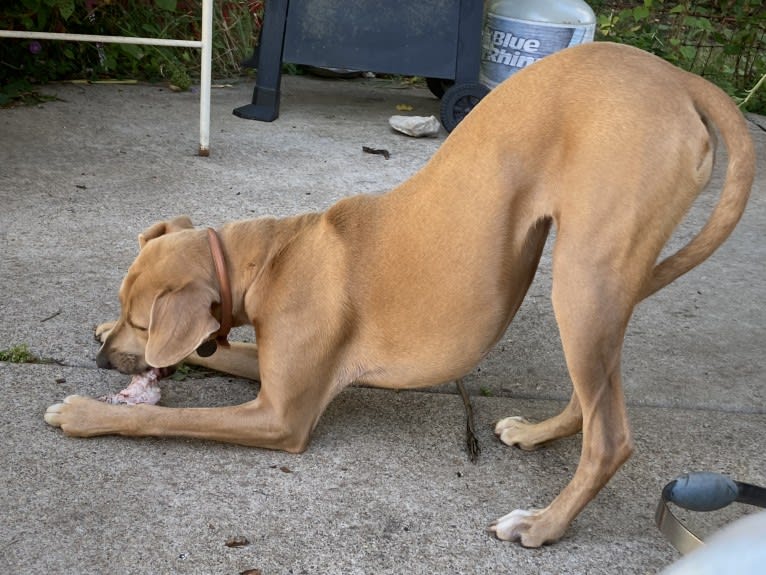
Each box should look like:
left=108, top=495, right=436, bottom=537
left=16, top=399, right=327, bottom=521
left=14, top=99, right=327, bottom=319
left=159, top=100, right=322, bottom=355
left=440, top=83, right=490, bottom=132
left=425, top=77, right=454, bottom=99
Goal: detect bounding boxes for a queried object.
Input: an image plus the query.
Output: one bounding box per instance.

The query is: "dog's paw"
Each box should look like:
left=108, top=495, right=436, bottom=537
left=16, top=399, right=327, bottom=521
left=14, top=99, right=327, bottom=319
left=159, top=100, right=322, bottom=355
left=44, top=395, right=112, bottom=436
left=44, top=395, right=84, bottom=430
left=489, top=509, right=539, bottom=543
left=489, top=508, right=558, bottom=548
left=494, top=416, right=542, bottom=450
left=94, top=321, right=116, bottom=343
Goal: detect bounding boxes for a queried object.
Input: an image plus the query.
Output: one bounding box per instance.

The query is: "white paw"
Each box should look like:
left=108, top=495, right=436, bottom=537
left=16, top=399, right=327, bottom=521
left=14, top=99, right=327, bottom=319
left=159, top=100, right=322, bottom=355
left=494, top=416, right=539, bottom=449
left=94, top=321, right=116, bottom=343
left=44, top=394, right=116, bottom=437
left=44, top=399, right=67, bottom=427
left=488, top=508, right=541, bottom=543
left=494, top=415, right=531, bottom=435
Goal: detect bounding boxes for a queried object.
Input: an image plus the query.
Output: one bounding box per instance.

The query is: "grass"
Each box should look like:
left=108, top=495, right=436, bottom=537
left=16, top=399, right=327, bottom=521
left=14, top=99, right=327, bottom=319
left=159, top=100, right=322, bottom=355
left=0, top=344, right=43, bottom=363
left=169, top=363, right=220, bottom=381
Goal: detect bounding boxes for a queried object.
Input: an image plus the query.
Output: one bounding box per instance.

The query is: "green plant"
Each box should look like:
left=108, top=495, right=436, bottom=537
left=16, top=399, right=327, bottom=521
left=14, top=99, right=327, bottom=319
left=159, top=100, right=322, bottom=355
left=741, top=71, right=766, bottom=109
left=170, top=363, right=218, bottom=381
left=0, top=77, right=57, bottom=106
left=0, top=0, right=261, bottom=104
left=0, top=344, right=41, bottom=363
left=592, top=0, right=766, bottom=112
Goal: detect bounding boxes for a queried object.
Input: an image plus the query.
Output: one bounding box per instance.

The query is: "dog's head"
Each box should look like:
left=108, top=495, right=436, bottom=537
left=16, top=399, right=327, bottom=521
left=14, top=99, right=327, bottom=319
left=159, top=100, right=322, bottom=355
left=96, top=216, right=223, bottom=374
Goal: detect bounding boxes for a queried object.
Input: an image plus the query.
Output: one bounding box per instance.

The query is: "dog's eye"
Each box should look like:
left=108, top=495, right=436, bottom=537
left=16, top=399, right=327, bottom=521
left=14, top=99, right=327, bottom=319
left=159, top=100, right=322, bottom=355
left=127, top=319, right=148, bottom=332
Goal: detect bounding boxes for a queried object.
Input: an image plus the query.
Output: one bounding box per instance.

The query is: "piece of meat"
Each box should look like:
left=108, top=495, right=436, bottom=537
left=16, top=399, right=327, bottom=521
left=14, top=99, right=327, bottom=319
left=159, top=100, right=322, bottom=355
left=98, top=368, right=162, bottom=405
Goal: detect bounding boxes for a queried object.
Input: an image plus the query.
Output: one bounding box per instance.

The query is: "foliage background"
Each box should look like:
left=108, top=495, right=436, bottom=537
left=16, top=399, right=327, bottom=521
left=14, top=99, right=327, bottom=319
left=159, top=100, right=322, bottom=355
left=0, top=0, right=764, bottom=112
left=0, top=0, right=263, bottom=104
left=591, top=0, right=765, bottom=112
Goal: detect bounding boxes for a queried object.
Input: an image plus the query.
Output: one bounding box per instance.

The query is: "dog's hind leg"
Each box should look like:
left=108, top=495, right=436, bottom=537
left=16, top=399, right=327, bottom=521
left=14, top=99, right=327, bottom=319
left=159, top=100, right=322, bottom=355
left=491, top=240, right=636, bottom=547
left=494, top=392, right=582, bottom=450
left=494, top=217, right=585, bottom=450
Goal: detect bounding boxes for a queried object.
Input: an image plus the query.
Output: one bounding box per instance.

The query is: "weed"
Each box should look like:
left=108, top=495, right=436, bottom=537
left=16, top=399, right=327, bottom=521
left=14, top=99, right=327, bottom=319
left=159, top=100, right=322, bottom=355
left=0, top=344, right=41, bottom=363
left=170, top=363, right=219, bottom=381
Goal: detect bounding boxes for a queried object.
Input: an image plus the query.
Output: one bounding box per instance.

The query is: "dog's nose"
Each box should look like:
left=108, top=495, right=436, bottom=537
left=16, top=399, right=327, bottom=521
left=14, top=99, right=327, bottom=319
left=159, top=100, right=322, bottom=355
left=96, top=351, right=113, bottom=370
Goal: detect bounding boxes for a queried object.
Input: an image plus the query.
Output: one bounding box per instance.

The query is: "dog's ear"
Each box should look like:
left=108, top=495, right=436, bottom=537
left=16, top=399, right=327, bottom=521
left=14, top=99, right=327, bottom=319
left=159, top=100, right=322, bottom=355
left=145, top=283, right=220, bottom=367
left=139, top=216, right=194, bottom=249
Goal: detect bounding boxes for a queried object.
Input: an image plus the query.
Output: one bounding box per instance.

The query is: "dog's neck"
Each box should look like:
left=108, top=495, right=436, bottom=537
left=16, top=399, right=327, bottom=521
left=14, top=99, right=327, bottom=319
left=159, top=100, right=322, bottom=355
left=206, top=227, right=232, bottom=348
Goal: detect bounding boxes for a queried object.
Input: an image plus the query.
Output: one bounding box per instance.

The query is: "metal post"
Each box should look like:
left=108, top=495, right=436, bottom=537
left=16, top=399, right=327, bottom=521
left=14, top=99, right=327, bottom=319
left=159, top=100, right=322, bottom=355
left=0, top=1, right=214, bottom=156
left=198, top=0, right=213, bottom=156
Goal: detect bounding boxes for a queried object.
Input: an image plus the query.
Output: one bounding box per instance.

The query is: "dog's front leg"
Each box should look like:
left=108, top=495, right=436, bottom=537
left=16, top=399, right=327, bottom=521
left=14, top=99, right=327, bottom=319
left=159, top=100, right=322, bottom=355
left=94, top=321, right=116, bottom=343
left=45, top=384, right=318, bottom=453
left=97, top=324, right=261, bottom=381
left=189, top=341, right=261, bottom=381
left=45, top=336, right=341, bottom=452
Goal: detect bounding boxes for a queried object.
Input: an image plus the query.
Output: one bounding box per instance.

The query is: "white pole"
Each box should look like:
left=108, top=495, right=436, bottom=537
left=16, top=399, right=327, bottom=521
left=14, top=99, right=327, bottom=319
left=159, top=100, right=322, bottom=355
left=0, top=30, right=202, bottom=48
left=1, top=10, right=215, bottom=156
left=198, top=0, right=213, bottom=156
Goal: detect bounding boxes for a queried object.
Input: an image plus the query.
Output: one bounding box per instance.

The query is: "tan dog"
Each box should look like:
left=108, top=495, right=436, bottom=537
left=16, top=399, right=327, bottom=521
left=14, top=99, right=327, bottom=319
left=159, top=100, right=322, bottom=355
left=45, top=42, right=755, bottom=547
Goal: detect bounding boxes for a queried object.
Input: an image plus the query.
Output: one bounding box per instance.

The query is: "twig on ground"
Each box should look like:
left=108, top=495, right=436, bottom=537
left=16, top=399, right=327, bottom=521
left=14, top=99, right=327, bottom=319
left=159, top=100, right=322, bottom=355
left=456, top=378, right=481, bottom=463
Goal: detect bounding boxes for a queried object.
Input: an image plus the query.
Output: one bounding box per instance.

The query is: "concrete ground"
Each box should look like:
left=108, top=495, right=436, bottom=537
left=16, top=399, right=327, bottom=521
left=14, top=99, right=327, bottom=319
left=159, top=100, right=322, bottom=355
left=0, top=73, right=763, bottom=574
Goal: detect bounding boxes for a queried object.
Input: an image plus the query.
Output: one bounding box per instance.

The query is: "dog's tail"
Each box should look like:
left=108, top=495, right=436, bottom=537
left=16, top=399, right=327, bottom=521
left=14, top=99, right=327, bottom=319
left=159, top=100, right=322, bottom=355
left=638, top=74, right=756, bottom=301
